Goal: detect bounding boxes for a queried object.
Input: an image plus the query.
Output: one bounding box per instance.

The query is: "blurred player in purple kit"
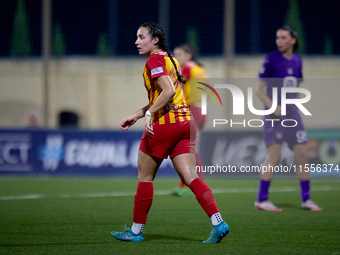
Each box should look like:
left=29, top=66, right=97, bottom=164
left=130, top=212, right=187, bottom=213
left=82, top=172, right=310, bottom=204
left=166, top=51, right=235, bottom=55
left=255, top=26, right=322, bottom=211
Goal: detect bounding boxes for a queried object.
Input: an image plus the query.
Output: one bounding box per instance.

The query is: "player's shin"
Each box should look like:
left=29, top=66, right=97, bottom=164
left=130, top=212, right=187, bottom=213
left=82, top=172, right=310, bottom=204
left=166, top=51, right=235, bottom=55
left=132, top=182, right=153, bottom=234
left=189, top=178, right=222, bottom=224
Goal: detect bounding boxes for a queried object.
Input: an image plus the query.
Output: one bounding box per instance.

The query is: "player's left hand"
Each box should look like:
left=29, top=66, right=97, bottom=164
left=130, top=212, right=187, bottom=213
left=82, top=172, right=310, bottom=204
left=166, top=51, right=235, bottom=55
left=145, top=114, right=154, bottom=137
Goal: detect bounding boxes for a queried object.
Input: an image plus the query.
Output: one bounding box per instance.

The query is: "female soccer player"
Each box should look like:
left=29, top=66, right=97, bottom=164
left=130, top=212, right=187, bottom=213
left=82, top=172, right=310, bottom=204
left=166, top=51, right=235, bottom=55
left=111, top=22, right=229, bottom=243
left=172, top=44, right=207, bottom=196
left=255, top=26, right=322, bottom=211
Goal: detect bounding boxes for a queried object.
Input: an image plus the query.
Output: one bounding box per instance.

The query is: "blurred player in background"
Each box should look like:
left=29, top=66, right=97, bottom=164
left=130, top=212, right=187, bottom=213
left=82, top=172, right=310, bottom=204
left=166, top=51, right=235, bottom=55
left=173, top=44, right=207, bottom=196
left=255, top=26, right=322, bottom=211
left=111, top=22, right=229, bottom=243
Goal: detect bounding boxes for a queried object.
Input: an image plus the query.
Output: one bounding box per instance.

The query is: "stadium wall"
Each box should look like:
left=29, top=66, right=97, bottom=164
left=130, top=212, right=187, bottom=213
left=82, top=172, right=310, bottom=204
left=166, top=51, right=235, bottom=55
left=0, top=57, right=339, bottom=130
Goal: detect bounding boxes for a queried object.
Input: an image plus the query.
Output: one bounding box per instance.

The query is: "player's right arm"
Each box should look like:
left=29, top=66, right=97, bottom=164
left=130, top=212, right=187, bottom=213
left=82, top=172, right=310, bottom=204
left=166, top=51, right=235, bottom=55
left=119, top=104, right=150, bottom=130
left=257, top=55, right=281, bottom=117
left=256, top=80, right=281, bottom=117
left=144, top=75, right=176, bottom=138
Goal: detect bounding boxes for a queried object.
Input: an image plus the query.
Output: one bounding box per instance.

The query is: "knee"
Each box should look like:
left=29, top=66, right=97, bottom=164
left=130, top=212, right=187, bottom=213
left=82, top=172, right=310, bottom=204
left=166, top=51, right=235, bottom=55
left=137, top=172, right=155, bottom=182
left=180, top=176, right=194, bottom=187
left=266, top=154, right=281, bottom=166
left=138, top=176, right=154, bottom=182
left=183, top=170, right=199, bottom=186
left=295, top=150, right=308, bottom=163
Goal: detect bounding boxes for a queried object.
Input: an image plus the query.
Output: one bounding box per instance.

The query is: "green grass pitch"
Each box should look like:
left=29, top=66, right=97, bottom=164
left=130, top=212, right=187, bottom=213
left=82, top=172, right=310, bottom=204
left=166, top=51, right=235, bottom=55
left=0, top=177, right=339, bottom=254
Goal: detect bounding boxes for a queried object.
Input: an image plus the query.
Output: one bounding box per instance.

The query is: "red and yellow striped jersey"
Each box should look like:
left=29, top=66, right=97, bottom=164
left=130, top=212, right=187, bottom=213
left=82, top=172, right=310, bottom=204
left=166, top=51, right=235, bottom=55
left=181, top=61, right=207, bottom=106
left=143, top=50, right=191, bottom=125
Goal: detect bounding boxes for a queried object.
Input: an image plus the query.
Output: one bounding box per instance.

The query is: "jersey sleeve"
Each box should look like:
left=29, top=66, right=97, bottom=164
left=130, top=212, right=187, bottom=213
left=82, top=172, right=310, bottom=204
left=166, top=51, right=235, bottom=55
left=191, top=66, right=206, bottom=78
left=258, top=56, right=272, bottom=79
left=146, top=55, right=169, bottom=80
left=181, top=66, right=191, bottom=79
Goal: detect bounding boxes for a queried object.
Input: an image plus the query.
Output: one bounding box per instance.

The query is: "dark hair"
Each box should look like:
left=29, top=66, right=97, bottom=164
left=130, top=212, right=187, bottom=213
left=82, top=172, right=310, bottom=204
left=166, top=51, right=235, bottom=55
left=175, top=44, right=203, bottom=67
left=141, top=22, right=185, bottom=84
left=278, top=25, right=299, bottom=52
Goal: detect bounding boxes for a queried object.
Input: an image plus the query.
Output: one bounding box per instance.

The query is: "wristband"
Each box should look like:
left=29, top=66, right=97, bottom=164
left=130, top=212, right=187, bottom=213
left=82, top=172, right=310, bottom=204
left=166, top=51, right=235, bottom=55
left=146, top=110, right=152, bottom=116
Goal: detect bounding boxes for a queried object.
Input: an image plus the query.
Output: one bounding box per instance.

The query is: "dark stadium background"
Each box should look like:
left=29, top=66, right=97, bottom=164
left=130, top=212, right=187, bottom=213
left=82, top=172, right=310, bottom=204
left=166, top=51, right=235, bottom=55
left=0, top=0, right=339, bottom=57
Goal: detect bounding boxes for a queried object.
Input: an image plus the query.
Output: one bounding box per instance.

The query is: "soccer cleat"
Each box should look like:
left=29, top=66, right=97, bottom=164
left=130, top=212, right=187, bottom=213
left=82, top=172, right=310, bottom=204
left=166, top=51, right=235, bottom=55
left=111, top=227, right=143, bottom=242
left=254, top=200, right=282, bottom=211
left=202, top=221, right=230, bottom=243
left=302, top=199, right=323, bottom=211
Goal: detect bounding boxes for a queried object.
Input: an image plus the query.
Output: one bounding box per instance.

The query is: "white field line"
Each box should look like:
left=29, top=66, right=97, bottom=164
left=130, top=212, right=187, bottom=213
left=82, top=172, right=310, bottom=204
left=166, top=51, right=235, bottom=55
left=0, top=186, right=339, bottom=201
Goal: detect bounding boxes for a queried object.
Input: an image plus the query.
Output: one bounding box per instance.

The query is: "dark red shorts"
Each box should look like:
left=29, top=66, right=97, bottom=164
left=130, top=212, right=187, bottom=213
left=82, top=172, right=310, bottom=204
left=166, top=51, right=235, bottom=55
left=139, top=120, right=196, bottom=159
left=190, top=106, right=206, bottom=130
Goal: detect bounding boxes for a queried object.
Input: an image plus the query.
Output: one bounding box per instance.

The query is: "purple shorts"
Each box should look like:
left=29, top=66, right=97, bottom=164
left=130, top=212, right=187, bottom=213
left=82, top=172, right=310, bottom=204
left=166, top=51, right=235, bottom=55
left=263, top=110, right=308, bottom=149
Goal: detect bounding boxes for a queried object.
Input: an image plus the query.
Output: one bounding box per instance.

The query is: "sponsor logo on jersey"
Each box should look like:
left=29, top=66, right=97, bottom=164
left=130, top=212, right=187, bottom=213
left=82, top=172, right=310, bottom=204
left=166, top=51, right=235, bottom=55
left=287, top=67, right=293, bottom=75
left=151, top=67, right=164, bottom=76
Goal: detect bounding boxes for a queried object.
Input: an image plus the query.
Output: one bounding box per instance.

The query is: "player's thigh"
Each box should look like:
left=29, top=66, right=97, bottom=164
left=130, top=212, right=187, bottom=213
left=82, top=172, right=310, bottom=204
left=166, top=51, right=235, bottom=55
left=263, top=119, right=284, bottom=149
left=284, top=112, right=308, bottom=148
left=266, top=143, right=282, bottom=163
left=137, top=150, right=163, bottom=182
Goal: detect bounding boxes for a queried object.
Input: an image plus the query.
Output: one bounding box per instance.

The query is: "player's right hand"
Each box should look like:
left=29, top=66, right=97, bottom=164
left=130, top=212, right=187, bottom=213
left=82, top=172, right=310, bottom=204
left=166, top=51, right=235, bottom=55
left=119, top=115, right=137, bottom=130
left=273, top=105, right=282, bottom=117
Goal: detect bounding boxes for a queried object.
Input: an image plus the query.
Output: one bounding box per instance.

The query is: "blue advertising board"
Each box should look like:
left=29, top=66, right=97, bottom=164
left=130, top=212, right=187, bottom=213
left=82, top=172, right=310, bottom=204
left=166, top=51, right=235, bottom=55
left=0, top=128, right=339, bottom=178
left=200, top=130, right=340, bottom=178
left=0, top=129, right=175, bottom=176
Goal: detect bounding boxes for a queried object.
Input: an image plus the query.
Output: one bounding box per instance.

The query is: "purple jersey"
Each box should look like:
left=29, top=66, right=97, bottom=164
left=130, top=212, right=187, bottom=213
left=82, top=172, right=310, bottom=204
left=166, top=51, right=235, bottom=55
left=259, top=50, right=303, bottom=106
left=259, top=50, right=307, bottom=148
